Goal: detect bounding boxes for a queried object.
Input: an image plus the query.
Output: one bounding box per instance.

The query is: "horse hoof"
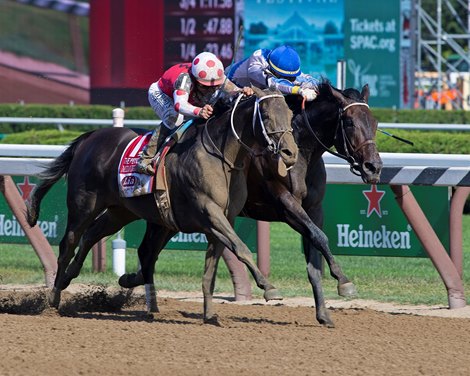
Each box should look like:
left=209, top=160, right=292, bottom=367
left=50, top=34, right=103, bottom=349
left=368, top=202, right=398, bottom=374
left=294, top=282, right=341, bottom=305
left=118, top=273, right=143, bottom=288
left=319, top=318, right=335, bottom=328
left=204, top=315, right=222, bottom=327
left=147, top=303, right=159, bottom=314
left=48, top=288, right=61, bottom=309
left=264, top=288, right=283, bottom=301
left=338, top=282, right=357, bottom=298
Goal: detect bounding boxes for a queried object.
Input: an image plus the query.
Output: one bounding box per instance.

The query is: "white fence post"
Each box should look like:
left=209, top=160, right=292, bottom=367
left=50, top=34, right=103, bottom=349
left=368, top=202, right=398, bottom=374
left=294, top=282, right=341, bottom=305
left=112, top=108, right=127, bottom=276
left=336, top=59, right=346, bottom=90
left=112, top=108, right=125, bottom=127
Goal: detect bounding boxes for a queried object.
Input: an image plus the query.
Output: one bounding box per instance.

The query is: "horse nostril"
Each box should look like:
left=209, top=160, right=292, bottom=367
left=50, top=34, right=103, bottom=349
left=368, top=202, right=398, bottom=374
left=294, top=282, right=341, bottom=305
left=281, top=148, right=298, bottom=166
left=364, top=161, right=382, bottom=174
left=282, top=148, right=294, bottom=158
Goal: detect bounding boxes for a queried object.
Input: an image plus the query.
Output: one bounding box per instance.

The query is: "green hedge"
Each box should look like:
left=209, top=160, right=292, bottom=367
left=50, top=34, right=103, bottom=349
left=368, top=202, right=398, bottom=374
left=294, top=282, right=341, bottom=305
left=376, top=130, right=469, bottom=154
left=0, top=104, right=154, bottom=133
left=0, top=104, right=468, bottom=155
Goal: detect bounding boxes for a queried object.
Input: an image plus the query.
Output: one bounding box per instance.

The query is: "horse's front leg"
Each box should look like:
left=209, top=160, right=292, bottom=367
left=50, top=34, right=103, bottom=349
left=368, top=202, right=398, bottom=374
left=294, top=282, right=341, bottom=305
left=305, top=204, right=357, bottom=297
left=202, top=238, right=225, bottom=324
left=303, top=236, right=334, bottom=328
left=206, top=205, right=282, bottom=302
left=277, top=191, right=340, bottom=327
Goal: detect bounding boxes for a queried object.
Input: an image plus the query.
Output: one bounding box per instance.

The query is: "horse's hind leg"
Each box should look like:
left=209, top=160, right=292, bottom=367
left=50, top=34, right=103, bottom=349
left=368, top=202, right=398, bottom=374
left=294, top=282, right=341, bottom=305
left=126, top=223, right=176, bottom=314
left=62, top=207, right=137, bottom=290
left=51, top=208, right=100, bottom=308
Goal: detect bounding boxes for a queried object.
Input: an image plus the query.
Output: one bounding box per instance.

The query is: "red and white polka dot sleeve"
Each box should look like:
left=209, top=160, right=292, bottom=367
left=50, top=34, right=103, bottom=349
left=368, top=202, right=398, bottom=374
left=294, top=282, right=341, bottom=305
left=173, top=89, right=201, bottom=118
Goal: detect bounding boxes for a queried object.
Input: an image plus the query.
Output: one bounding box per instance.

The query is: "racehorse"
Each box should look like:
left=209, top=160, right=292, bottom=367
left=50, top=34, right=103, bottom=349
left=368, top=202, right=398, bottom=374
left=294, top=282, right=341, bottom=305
left=120, top=82, right=382, bottom=327
left=26, top=87, right=298, bottom=310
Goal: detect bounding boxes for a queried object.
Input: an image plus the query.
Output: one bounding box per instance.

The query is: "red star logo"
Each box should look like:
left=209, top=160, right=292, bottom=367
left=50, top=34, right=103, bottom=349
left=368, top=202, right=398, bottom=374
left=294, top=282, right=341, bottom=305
left=17, top=176, right=36, bottom=200
left=362, top=185, right=385, bottom=218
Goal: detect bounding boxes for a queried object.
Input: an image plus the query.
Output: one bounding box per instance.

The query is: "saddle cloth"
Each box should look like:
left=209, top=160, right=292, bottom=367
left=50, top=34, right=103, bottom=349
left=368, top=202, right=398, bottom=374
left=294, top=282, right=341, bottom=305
left=118, top=132, right=155, bottom=197
left=118, top=120, right=195, bottom=198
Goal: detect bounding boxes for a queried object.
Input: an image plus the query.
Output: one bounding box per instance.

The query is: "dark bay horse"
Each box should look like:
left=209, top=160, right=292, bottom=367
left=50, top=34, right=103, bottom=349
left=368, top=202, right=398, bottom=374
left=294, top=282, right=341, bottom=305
left=26, top=87, right=298, bottom=310
left=121, top=82, right=382, bottom=327
left=239, top=82, right=382, bottom=326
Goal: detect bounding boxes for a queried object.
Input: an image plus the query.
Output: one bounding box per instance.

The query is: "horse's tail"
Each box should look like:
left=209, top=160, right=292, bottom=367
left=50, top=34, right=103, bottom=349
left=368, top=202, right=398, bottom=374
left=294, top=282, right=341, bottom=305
left=26, top=131, right=95, bottom=227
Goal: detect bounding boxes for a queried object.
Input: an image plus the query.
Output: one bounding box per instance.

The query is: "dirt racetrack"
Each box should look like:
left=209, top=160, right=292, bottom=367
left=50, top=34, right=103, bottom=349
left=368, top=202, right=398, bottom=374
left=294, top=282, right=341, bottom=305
left=1, top=284, right=470, bottom=376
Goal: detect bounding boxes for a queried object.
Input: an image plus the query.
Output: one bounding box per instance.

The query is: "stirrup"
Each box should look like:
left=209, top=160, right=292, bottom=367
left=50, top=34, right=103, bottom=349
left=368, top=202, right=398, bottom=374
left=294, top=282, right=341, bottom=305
left=136, top=160, right=155, bottom=175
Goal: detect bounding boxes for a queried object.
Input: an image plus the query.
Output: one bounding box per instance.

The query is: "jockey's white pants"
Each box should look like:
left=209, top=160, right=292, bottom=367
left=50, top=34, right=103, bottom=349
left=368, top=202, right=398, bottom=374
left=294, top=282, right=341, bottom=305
left=148, top=82, right=184, bottom=130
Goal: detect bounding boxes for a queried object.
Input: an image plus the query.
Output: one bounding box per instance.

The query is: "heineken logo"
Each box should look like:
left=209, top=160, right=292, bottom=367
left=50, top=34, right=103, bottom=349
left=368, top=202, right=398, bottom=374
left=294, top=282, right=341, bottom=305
left=334, top=184, right=412, bottom=251
left=17, top=177, right=36, bottom=200
left=361, top=185, right=386, bottom=217
left=170, top=232, right=208, bottom=244
left=0, top=214, right=59, bottom=238
left=337, top=224, right=411, bottom=249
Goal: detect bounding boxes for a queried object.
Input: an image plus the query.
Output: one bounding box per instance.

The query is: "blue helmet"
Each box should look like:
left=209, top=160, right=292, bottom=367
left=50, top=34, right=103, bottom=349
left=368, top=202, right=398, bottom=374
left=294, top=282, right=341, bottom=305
left=268, top=45, right=301, bottom=77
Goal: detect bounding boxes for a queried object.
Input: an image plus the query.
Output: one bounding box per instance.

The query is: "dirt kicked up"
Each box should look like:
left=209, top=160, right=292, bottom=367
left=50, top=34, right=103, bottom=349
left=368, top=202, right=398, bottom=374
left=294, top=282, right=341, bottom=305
left=0, top=284, right=469, bottom=376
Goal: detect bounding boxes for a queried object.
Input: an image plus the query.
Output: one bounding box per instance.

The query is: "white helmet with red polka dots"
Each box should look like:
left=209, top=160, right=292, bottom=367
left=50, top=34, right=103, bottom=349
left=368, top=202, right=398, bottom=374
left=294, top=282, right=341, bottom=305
left=191, top=52, right=225, bottom=86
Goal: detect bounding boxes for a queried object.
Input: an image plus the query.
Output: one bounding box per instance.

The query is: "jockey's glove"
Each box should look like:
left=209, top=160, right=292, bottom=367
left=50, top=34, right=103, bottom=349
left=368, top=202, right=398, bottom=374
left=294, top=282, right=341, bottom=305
left=299, top=88, right=318, bottom=101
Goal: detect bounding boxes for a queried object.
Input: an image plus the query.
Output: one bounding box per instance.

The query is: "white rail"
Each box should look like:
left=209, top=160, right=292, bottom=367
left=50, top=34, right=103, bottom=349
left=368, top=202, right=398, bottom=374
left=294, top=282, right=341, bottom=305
left=1, top=146, right=469, bottom=186
left=0, top=117, right=469, bottom=131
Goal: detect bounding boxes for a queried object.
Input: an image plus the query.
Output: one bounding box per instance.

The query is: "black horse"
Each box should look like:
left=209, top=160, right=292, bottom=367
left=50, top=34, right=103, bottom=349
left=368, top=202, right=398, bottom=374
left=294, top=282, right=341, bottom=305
left=121, top=82, right=382, bottom=327
left=26, top=87, right=299, bottom=310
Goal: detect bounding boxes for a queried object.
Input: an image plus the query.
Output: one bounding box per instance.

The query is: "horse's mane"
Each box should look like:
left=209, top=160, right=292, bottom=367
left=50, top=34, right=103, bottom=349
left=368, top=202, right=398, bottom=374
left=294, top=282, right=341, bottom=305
left=341, top=87, right=362, bottom=101
left=211, top=87, right=281, bottom=118
left=316, top=79, right=334, bottom=100
left=316, top=78, right=363, bottom=102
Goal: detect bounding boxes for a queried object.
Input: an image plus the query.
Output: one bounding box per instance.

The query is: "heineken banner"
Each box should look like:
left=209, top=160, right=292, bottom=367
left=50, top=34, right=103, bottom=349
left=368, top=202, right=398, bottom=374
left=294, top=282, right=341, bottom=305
left=124, top=217, right=257, bottom=252
left=0, top=177, right=65, bottom=245
left=322, top=184, right=450, bottom=257
left=0, top=177, right=450, bottom=258
left=0, top=177, right=256, bottom=252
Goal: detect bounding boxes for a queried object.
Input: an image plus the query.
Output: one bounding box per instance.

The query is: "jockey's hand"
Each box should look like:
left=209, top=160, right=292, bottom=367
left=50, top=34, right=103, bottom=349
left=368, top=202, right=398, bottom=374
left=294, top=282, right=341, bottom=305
left=299, top=88, right=318, bottom=101
left=241, top=86, right=254, bottom=97
left=199, top=104, right=213, bottom=119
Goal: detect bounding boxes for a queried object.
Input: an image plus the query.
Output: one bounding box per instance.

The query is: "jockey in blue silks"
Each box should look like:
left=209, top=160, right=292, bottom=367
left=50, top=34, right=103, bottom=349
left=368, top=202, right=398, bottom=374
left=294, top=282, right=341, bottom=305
left=227, top=45, right=319, bottom=101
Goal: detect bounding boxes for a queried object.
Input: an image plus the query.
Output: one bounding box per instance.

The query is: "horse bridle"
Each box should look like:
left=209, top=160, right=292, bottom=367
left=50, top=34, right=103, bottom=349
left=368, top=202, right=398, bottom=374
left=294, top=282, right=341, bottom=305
left=204, top=93, right=292, bottom=169
left=301, top=99, right=375, bottom=177
left=233, top=92, right=292, bottom=155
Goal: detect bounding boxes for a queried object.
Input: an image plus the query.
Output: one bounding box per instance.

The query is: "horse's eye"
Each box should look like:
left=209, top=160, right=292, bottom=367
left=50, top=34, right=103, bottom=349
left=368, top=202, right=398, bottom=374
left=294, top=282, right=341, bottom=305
left=344, top=119, right=355, bottom=128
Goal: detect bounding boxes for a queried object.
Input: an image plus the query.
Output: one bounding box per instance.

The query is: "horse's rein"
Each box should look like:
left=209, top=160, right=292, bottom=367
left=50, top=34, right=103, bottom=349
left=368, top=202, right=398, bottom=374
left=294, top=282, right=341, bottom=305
left=301, top=99, right=374, bottom=176
left=202, top=92, right=289, bottom=170
left=231, top=92, right=291, bottom=155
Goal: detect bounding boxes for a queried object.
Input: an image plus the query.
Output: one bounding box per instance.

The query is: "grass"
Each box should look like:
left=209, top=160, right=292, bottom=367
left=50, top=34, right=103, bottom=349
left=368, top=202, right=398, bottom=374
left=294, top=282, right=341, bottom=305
left=1, top=216, right=469, bottom=307
left=0, top=0, right=89, bottom=71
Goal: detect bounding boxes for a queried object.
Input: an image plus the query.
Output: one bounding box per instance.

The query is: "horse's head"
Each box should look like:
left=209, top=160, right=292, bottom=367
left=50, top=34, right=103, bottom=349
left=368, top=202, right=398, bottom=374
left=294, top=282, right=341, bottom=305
left=251, top=86, right=298, bottom=176
left=330, top=84, right=383, bottom=184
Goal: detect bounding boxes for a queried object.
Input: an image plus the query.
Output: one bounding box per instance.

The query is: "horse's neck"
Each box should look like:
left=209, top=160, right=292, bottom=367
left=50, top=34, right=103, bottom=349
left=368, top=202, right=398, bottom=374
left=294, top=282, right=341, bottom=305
left=206, top=102, right=255, bottom=168
left=296, top=101, right=339, bottom=153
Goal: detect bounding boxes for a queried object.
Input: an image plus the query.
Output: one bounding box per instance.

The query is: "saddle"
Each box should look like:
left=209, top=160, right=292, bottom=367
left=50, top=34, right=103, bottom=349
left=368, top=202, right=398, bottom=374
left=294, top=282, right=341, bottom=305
left=118, top=121, right=195, bottom=231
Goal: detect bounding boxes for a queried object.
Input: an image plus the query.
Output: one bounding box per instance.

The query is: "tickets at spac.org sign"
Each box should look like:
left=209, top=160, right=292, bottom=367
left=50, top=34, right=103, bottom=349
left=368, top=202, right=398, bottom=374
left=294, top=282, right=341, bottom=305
left=0, top=176, right=257, bottom=252
left=322, top=184, right=450, bottom=257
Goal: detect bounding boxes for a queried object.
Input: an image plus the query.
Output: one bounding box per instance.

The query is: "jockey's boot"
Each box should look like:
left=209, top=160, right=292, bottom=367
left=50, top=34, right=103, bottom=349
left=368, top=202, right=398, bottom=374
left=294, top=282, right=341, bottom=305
left=136, top=129, right=160, bottom=175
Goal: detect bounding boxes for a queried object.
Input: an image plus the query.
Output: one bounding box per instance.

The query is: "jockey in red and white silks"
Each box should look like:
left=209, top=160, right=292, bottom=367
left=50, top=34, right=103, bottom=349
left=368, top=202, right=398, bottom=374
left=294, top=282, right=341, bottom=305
left=149, top=53, right=249, bottom=130
left=227, top=46, right=319, bottom=101
left=137, top=52, right=253, bottom=175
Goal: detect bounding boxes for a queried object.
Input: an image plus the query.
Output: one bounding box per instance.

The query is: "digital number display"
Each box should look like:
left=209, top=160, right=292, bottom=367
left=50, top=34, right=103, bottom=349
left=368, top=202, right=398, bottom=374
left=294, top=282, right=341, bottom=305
left=164, top=0, right=235, bottom=68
